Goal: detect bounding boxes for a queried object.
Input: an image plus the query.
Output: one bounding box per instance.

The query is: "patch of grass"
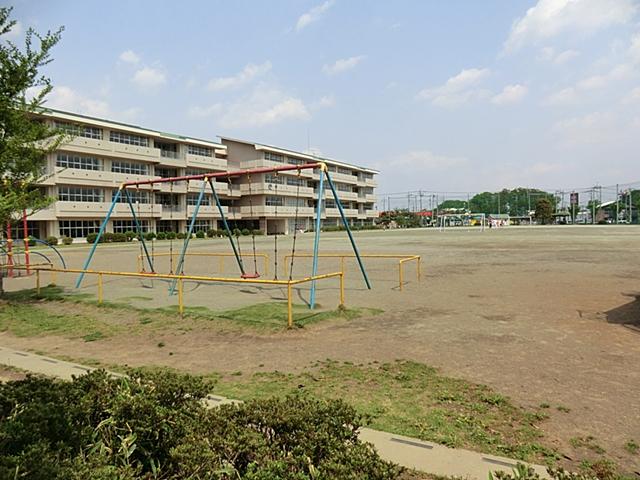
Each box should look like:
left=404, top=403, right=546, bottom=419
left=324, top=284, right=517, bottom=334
left=570, top=436, right=606, bottom=455
left=82, top=331, right=104, bottom=342
left=117, top=295, right=153, bottom=302
left=624, top=439, right=638, bottom=455
left=556, top=405, right=571, bottom=413
left=211, top=359, right=560, bottom=464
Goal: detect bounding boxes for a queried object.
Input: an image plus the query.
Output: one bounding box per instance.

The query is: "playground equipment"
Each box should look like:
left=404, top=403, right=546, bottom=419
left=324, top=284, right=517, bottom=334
left=75, top=161, right=371, bottom=311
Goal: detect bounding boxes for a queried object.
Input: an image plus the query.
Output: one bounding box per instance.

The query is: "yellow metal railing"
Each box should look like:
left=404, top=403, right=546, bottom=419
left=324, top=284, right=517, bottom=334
left=137, top=252, right=269, bottom=277
left=6, top=265, right=342, bottom=328
left=283, top=253, right=421, bottom=290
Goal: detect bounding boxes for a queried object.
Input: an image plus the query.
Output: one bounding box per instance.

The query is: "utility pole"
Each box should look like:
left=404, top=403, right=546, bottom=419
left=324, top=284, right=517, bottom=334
left=616, top=184, right=619, bottom=224
left=591, top=187, right=595, bottom=225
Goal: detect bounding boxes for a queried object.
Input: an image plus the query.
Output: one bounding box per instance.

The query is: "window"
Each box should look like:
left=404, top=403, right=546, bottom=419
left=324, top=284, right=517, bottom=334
left=285, top=197, right=307, bottom=207
left=264, top=152, right=285, bottom=163
left=192, top=220, right=211, bottom=232
left=55, top=121, right=103, bottom=140
left=109, top=130, right=149, bottom=147
left=157, top=142, right=178, bottom=159
left=286, top=177, right=306, bottom=187
left=156, top=167, right=178, bottom=178
left=187, top=193, right=211, bottom=206
left=338, top=167, right=351, bottom=175
left=265, top=173, right=284, bottom=185
left=117, top=190, right=150, bottom=204
left=187, top=145, right=212, bottom=157
left=265, top=196, right=284, bottom=207
left=59, top=220, right=101, bottom=238
left=336, top=183, right=352, bottom=192
left=56, top=153, right=101, bottom=171
left=58, top=186, right=103, bottom=202
left=325, top=199, right=337, bottom=208
left=113, top=220, right=149, bottom=233
left=186, top=168, right=207, bottom=176
left=112, top=160, right=149, bottom=175
left=287, top=156, right=305, bottom=166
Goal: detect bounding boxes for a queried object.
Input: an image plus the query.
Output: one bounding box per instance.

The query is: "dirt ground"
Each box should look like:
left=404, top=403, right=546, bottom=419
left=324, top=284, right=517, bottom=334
left=3, top=225, right=640, bottom=473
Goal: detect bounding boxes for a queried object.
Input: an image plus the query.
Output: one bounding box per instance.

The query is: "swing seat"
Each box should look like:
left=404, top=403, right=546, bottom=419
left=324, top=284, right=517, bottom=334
left=241, top=272, right=260, bottom=279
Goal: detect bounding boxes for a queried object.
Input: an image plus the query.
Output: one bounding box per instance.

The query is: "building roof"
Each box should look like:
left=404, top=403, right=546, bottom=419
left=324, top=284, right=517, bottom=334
left=219, top=136, right=379, bottom=174
left=37, top=108, right=226, bottom=150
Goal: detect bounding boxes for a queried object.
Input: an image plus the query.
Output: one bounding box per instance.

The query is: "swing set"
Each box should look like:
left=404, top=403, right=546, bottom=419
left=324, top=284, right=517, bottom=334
left=74, top=161, right=371, bottom=311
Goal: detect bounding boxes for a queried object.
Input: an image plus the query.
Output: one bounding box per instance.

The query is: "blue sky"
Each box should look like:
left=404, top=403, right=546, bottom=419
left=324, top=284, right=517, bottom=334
left=7, top=0, right=640, bottom=194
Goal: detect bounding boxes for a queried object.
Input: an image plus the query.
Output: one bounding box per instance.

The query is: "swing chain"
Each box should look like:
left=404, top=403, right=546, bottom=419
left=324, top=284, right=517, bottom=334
left=246, top=172, right=258, bottom=276
left=273, top=172, right=278, bottom=280
left=288, top=168, right=302, bottom=281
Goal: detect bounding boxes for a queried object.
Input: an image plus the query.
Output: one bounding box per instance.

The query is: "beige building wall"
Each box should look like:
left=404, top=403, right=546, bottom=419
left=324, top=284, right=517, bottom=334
left=20, top=110, right=378, bottom=241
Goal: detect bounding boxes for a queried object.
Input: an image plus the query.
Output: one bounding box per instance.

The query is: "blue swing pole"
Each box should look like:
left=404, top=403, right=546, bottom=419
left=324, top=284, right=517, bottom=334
left=75, top=186, right=122, bottom=288
left=124, top=189, right=154, bottom=273
left=324, top=169, right=372, bottom=289
left=309, top=164, right=325, bottom=309
left=169, top=179, right=207, bottom=295
left=207, top=177, right=245, bottom=276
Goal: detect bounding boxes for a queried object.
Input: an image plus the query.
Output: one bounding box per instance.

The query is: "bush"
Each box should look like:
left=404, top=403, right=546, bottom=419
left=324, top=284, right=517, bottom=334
left=62, top=236, right=73, bottom=245
left=252, top=229, right=264, bottom=235
left=240, top=228, right=251, bottom=236
left=45, top=236, right=58, bottom=246
left=102, top=232, right=115, bottom=243
left=86, top=233, right=99, bottom=244
left=156, top=232, right=166, bottom=240
left=124, top=230, right=136, bottom=241
left=26, top=235, right=38, bottom=245
left=195, top=230, right=205, bottom=238
left=176, top=232, right=186, bottom=239
left=112, top=232, right=127, bottom=242
left=144, top=232, right=156, bottom=241
left=0, top=370, right=400, bottom=479
left=166, top=232, right=176, bottom=240
left=233, top=228, right=242, bottom=237
left=206, top=228, right=217, bottom=238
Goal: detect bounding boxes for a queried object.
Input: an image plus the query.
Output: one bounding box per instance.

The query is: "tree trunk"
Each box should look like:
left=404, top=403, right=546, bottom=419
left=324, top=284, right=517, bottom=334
left=0, top=273, right=4, bottom=297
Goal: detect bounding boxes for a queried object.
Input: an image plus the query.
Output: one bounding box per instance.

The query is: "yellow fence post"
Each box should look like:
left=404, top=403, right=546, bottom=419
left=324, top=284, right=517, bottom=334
left=287, top=282, right=293, bottom=328
left=36, top=269, right=40, bottom=294
left=178, top=278, right=184, bottom=318
left=340, top=256, right=345, bottom=276
left=339, top=272, right=345, bottom=307
left=98, top=273, right=103, bottom=305
left=417, top=256, right=422, bottom=281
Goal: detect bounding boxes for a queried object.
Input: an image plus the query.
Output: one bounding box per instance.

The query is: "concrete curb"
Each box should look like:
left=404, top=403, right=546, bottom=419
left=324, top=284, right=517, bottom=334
left=0, top=345, right=549, bottom=480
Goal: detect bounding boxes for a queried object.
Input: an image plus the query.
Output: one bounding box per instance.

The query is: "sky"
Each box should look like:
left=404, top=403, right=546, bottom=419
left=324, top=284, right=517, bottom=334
left=6, top=0, right=640, bottom=195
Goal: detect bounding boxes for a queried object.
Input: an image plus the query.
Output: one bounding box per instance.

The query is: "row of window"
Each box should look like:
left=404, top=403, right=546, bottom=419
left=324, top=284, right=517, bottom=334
left=264, top=174, right=307, bottom=187
left=264, top=196, right=309, bottom=207
left=55, top=121, right=103, bottom=140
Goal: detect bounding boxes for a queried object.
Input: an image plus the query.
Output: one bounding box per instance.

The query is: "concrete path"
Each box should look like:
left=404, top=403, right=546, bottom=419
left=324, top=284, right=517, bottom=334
left=0, top=345, right=549, bottom=480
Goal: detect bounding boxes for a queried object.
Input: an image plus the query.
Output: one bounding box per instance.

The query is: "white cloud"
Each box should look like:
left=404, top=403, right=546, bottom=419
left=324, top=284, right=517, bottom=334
left=622, top=86, right=640, bottom=103
left=504, top=0, right=638, bottom=52
left=207, top=61, right=272, bottom=91
left=45, top=86, right=112, bottom=117
left=544, top=87, right=579, bottom=106
left=322, top=55, right=365, bottom=76
left=216, top=87, right=311, bottom=129
left=119, top=50, right=140, bottom=64
left=187, top=103, right=223, bottom=119
left=492, top=84, right=528, bottom=105
left=312, top=94, right=336, bottom=109
left=629, top=32, right=640, bottom=63
left=552, top=111, right=621, bottom=146
left=389, top=150, right=468, bottom=170
left=295, top=0, right=334, bottom=32
left=417, top=68, right=490, bottom=107
left=577, top=64, right=630, bottom=89
left=540, top=47, right=580, bottom=64
left=132, top=67, right=166, bottom=89
left=4, top=20, right=23, bottom=40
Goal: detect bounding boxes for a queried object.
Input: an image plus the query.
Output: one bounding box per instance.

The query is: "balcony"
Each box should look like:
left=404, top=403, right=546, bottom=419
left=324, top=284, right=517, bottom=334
left=240, top=183, right=314, bottom=197
left=186, top=153, right=227, bottom=170
left=28, top=207, right=57, bottom=221
left=239, top=205, right=314, bottom=217
left=112, top=203, right=163, bottom=218
left=240, top=159, right=315, bottom=178
left=329, top=171, right=358, bottom=184
left=325, top=207, right=358, bottom=217
left=187, top=205, right=225, bottom=218
left=60, top=136, right=163, bottom=163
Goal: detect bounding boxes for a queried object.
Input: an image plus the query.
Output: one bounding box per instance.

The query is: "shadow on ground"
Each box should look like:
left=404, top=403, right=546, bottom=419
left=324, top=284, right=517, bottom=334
left=605, top=293, right=640, bottom=332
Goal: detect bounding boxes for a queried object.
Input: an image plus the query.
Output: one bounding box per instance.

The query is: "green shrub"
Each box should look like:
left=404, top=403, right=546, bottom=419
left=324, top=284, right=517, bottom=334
left=206, top=228, right=217, bottom=238
left=45, top=236, right=58, bottom=246
left=112, top=232, right=127, bottom=242
left=195, top=230, right=205, bottom=238
left=26, top=235, right=38, bottom=245
left=0, top=370, right=400, bottom=479
left=86, top=233, right=99, bottom=244
left=62, top=236, right=73, bottom=245
left=102, top=232, right=115, bottom=243
left=240, top=228, right=251, bottom=236
left=144, top=232, right=156, bottom=241
left=166, top=232, right=176, bottom=240
left=252, top=229, right=264, bottom=235
left=233, top=228, right=242, bottom=237
left=156, top=232, right=167, bottom=240
left=176, top=232, right=186, bottom=239
left=124, top=230, right=136, bottom=241
left=489, top=463, right=599, bottom=480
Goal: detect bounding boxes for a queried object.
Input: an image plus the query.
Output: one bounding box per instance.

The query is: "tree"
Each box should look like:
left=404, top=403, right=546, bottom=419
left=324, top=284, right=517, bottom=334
left=437, top=199, right=466, bottom=211
left=534, top=198, right=554, bottom=225
left=0, top=7, right=64, bottom=294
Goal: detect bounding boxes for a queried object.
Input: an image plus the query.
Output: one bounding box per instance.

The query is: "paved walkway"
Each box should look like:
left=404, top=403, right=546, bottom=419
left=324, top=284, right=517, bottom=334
left=0, top=345, right=549, bottom=479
